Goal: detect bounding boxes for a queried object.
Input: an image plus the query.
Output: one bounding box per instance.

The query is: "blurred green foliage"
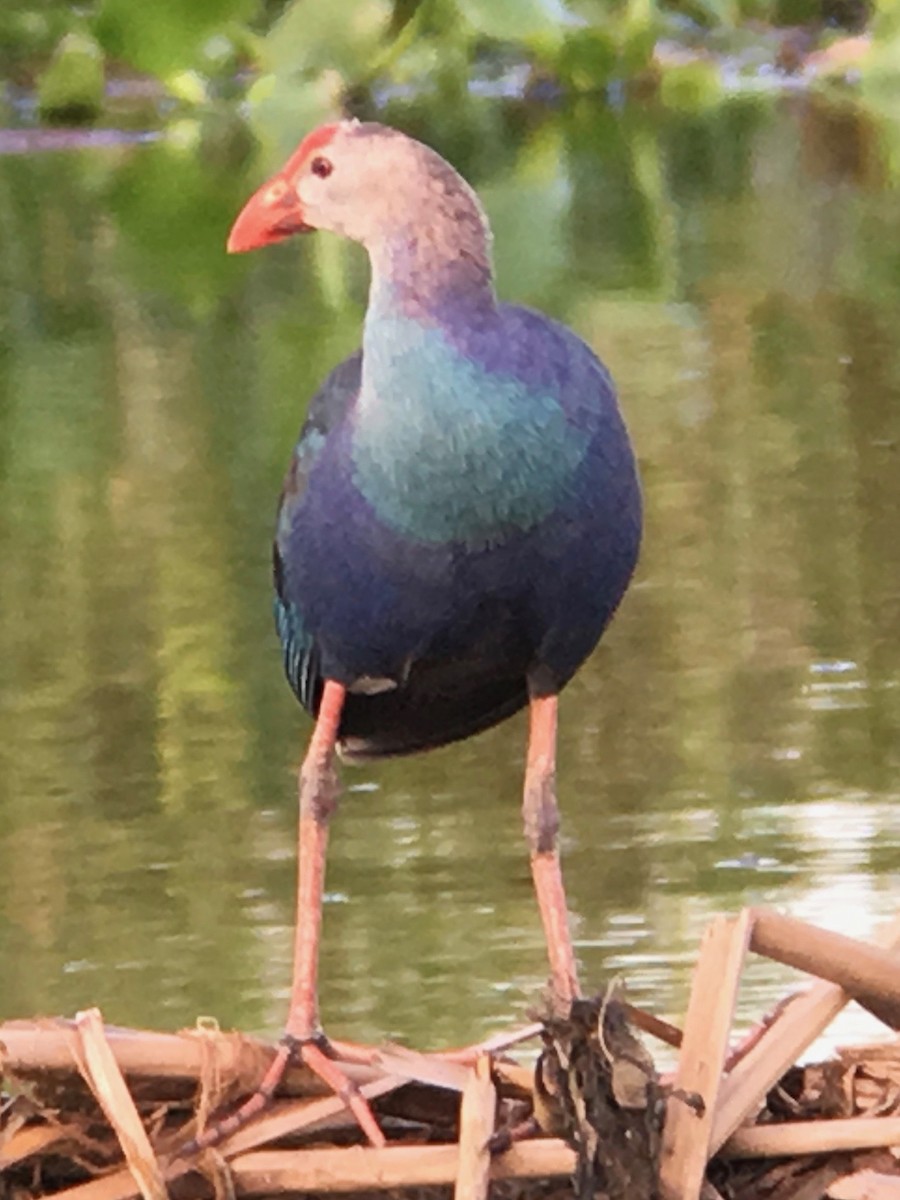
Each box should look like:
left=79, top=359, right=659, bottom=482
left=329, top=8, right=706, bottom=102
left=0, top=0, right=888, bottom=129
left=36, top=31, right=105, bottom=121
left=94, top=0, right=256, bottom=78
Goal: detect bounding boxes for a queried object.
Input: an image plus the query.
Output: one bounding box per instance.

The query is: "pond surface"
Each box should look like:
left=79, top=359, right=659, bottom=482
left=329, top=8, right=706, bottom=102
left=1, top=95, right=898, bottom=1059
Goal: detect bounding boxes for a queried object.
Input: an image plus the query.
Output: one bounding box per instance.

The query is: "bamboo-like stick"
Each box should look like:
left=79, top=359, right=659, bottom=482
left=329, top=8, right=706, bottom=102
left=722, top=993, right=798, bottom=1074
left=0, top=1020, right=378, bottom=1094
left=435, top=1022, right=545, bottom=1059
left=749, top=909, right=900, bottom=1029
left=51, top=1137, right=575, bottom=1200
left=0, top=1121, right=70, bottom=1169
left=48, top=1077, right=408, bottom=1200
left=1, top=1020, right=262, bottom=1080
left=492, top=1061, right=534, bottom=1095
left=658, top=911, right=753, bottom=1200
left=40, top=1161, right=191, bottom=1200
left=211, top=1073, right=408, bottom=1158
left=455, top=1057, right=496, bottom=1200
left=375, top=1046, right=471, bottom=1092
left=230, top=1137, right=576, bottom=1194
left=70, top=1009, right=168, bottom=1200
left=722, top=1116, right=900, bottom=1158
left=623, top=1003, right=684, bottom=1050
left=829, top=1169, right=900, bottom=1199
left=711, top=912, right=900, bottom=1154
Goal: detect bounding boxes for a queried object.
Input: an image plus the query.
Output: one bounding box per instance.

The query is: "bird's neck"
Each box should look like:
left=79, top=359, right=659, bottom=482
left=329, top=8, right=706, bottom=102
left=365, top=194, right=497, bottom=316
left=361, top=228, right=496, bottom=397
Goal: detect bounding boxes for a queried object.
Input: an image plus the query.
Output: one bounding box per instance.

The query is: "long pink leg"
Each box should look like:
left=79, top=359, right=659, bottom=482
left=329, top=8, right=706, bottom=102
left=286, top=678, right=344, bottom=1041
left=524, top=694, right=579, bottom=1010
left=182, top=680, right=384, bottom=1155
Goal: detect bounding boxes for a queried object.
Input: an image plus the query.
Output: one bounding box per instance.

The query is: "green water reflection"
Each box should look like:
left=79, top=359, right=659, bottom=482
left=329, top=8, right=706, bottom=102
left=1, top=96, right=898, bottom=1054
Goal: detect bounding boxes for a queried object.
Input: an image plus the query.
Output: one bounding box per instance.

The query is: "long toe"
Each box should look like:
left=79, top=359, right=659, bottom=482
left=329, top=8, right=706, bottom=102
left=300, top=1039, right=386, bottom=1147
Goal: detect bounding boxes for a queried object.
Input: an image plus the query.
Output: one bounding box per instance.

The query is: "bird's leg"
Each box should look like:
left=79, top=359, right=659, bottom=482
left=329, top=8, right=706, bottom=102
left=282, top=679, right=384, bottom=1145
left=287, top=677, right=344, bottom=1043
left=355, top=695, right=576, bottom=1078
left=523, top=693, right=579, bottom=1012
left=180, top=680, right=384, bottom=1155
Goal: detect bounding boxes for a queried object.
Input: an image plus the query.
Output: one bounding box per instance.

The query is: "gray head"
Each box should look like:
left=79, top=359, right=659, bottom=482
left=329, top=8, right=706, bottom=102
left=228, top=120, right=492, bottom=276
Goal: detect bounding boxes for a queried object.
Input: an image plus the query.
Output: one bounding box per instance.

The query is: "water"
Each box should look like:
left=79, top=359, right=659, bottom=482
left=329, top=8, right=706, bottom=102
left=1, top=95, right=898, bottom=1060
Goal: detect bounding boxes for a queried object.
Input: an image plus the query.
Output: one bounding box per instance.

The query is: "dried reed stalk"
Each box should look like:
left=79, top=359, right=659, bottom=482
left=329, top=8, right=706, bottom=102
left=455, top=1057, right=496, bottom=1200
left=624, top=1003, right=684, bottom=1050
left=207, top=1073, right=408, bottom=1157
left=711, top=912, right=900, bottom=1154
left=49, top=1138, right=575, bottom=1200
left=70, top=1009, right=168, bottom=1200
left=829, top=1169, right=900, bottom=1199
left=48, top=1076, right=408, bottom=1200
left=374, top=1046, right=470, bottom=1091
left=0, top=1019, right=378, bottom=1095
left=658, top=911, right=753, bottom=1200
left=0, top=1121, right=71, bottom=1169
left=723, top=1116, right=900, bottom=1158
left=436, top=1022, right=545, bottom=1058
left=230, top=1137, right=575, bottom=1194
left=749, top=909, right=900, bottom=1029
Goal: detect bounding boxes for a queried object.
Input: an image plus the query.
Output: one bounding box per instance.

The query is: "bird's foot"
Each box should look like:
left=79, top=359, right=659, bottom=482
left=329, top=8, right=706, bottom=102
left=295, top=1035, right=386, bottom=1147
left=178, top=1031, right=385, bottom=1158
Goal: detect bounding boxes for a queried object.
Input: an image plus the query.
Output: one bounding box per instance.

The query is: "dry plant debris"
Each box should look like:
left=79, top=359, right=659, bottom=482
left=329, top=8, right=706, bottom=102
left=3, top=906, right=900, bottom=1200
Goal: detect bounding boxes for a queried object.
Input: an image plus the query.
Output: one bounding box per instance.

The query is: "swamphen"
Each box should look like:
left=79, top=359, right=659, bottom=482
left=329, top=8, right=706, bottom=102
left=226, top=120, right=642, bottom=1143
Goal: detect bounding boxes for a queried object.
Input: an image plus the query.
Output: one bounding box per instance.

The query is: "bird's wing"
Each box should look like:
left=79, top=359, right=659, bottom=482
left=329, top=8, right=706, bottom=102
left=273, top=350, right=362, bottom=713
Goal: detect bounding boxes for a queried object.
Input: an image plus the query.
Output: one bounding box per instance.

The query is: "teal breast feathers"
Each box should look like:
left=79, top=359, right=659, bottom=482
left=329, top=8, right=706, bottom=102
left=351, top=316, right=588, bottom=544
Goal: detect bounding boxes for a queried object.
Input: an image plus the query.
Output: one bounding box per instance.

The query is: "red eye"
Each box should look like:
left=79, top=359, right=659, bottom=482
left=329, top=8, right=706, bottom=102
left=310, top=156, right=333, bottom=179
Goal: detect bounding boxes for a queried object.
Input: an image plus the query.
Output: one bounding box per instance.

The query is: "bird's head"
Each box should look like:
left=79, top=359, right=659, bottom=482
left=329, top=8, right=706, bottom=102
left=227, top=120, right=490, bottom=264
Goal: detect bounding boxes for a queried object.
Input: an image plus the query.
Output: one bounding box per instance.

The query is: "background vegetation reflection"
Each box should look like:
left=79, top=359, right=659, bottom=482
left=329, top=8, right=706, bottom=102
left=0, top=2, right=899, bottom=1053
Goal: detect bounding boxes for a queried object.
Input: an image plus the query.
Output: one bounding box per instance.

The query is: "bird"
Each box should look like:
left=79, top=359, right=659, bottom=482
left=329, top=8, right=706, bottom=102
left=222, top=119, right=642, bottom=1145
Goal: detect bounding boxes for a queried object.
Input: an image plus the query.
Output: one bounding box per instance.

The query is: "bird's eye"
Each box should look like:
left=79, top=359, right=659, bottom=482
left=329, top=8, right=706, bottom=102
left=310, top=156, right=333, bottom=179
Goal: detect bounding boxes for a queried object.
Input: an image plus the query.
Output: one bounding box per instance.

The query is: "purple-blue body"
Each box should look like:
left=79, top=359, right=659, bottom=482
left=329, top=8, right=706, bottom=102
left=275, top=299, right=642, bottom=759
